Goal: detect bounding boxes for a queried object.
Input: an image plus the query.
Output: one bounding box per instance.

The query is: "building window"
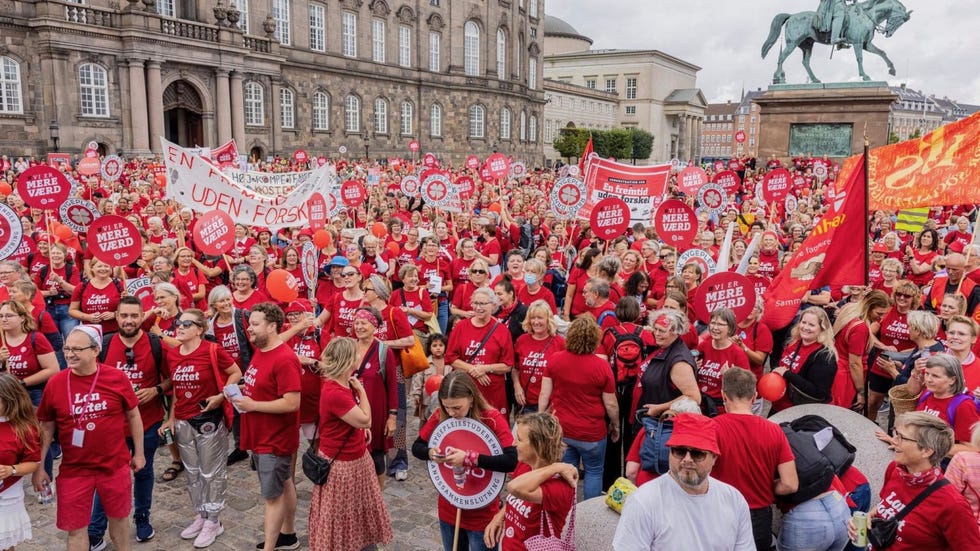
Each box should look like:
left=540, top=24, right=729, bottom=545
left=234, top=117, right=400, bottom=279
left=626, top=77, right=637, bottom=99
left=529, top=115, right=537, bottom=142
left=428, top=32, right=440, bottom=72
left=0, top=57, right=23, bottom=114
left=235, top=0, right=249, bottom=34
left=398, top=25, right=411, bottom=67
left=468, top=105, right=485, bottom=138
left=79, top=63, right=109, bottom=118
left=400, top=101, right=413, bottom=135
left=374, top=98, right=388, bottom=134
left=528, top=0, right=538, bottom=18
left=496, top=28, right=506, bottom=80
left=345, top=95, right=360, bottom=132
left=585, top=78, right=596, bottom=89
left=430, top=103, right=442, bottom=137
left=279, top=88, right=294, bottom=129
left=528, top=57, right=537, bottom=90
left=272, top=0, right=290, bottom=45
left=244, top=81, right=263, bottom=126
left=625, top=106, right=636, bottom=115
left=605, top=78, right=616, bottom=93
left=156, top=0, right=175, bottom=18
left=372, top=18, right=386, bottom=63
left=342, top=12, right=357, bottom=57
left=309, top=4, right=325, bottom=51
left=544, top=119, right=552, bottom=143
left=464, top=21, right=480, bottom=76
left=515, top=36, right=523, bottom=81
left=519, top=111, right=527, bottom=141
left=429, top=0, right=438, bottom=5
left=500, top=108, right=511, bottom=140
left=312, top=92, right=329, bottom=130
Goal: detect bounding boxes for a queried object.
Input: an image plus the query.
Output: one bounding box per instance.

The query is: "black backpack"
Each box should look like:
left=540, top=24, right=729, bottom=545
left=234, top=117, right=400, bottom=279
left=517, top=223, right=534, bottom=257
left=545, top=268, right=567, bottom=309
left=605, top=325, right=646, bottom=385
left=780, top=415, right=857, bottom=504
left=99, top=332, right=163, bottom=368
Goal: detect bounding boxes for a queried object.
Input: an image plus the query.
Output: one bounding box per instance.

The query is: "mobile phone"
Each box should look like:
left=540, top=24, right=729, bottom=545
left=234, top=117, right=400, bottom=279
left=431, top=453, right=447, bottom=460
left=199, top=400, right=209, bottom=410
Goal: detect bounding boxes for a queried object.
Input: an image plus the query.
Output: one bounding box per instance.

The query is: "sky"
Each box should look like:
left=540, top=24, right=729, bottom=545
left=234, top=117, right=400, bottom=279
left=549, top=0, right=980, bottom=106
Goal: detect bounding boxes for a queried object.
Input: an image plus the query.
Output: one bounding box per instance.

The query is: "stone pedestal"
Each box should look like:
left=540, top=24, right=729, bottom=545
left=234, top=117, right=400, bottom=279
left=756, top=83, right=897, bottom=162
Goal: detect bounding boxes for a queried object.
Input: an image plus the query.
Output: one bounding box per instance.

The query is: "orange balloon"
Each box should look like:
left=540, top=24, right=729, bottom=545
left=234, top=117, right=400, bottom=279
left=757, top=373, right=787, bottom=402
left=488, top=203, right=502, bottom=214
left=385, top=241, right=400, bottom=257
left=155, top=174, right=167, bottom=187
left=0, top=182, right=11, bottom=195
left=371, top=222, right=387, bottom=238
left=313, top=229, right=332, bottom=249
left=266, top=268, right=299, bottom=302
left=53, top=222, right=74, bottom=241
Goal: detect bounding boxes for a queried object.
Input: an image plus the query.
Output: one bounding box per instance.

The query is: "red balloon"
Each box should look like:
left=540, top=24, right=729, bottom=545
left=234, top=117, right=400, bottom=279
left=313, top=229, right=332, bottom=250
left=371, top=222, right=387, bottom=238
left=266, top=269, right=299, bottom=302
left=757, top=373, right=787, bottom=402
left=488, top=203, right=502, bottom=214
left=424, top=375, right=444, bottom=396
left=154, top=173, right=167, bottom=187
left=385, top=241, right=400, bottom=256
left=53, top=222, right=74, bottom=241
left=0, top=182, right=11, bottom=195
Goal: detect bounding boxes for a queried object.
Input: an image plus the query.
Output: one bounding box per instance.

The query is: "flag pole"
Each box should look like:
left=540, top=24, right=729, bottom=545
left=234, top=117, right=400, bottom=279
left=863, top=125, right=870, bottom=288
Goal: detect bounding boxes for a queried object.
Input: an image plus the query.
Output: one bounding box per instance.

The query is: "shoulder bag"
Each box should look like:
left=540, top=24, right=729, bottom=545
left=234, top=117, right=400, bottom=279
left=302, top=420, right=355, bottom=486
left=524, top=493, right=577, bottom=551
left=868, top=478, right=949, bottom=549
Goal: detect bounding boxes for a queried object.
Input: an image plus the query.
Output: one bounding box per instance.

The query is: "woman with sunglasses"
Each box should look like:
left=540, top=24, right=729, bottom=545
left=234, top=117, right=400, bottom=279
left=451, top=259, right=491, bottom=322
left=321, top=265, right=366, bottom=338
left=158, top=309, right=241, bottom=548
left=867, top=281, right=921, bottom=421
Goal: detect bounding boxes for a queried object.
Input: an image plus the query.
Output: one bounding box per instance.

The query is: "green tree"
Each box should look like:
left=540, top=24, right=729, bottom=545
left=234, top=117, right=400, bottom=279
left=553, top=128, right=590, bottom=160
left=888, top=131, right=900, bottom=144
left=909, top=128, right=922, bottom=139
left=627, top=128, right=654, bottom=162
left=596, top=128, right=632, bottom=160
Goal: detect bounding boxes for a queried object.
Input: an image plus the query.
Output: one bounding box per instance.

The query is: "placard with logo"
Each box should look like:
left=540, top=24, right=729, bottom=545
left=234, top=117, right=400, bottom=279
left=425, top=417, right=506, bottom=511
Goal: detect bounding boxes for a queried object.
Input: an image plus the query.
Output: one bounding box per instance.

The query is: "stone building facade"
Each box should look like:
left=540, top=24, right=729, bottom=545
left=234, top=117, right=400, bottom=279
left=0, top=0, right=546, bottom=164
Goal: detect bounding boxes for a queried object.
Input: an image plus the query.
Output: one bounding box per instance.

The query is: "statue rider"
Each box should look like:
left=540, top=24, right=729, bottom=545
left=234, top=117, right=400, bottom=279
left=816, top=0, right=852, bottom=47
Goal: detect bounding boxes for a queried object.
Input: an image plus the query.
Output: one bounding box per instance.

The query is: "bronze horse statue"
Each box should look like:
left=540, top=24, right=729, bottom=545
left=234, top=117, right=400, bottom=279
left=762, top=0, right=912, bottom=84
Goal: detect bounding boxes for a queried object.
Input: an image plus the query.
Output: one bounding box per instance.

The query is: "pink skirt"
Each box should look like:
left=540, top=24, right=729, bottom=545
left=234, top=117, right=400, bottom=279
left=308, top=452, right=392, bottom=551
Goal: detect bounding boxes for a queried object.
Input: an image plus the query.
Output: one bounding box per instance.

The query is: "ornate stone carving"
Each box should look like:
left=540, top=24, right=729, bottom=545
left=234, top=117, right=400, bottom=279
left=527, top=42, right=540, bottom=56
left=142, top=0, right=155, bottom=13
left=395, top=5, right=415, bottom=24
left=338, top=0, right=363, bottom=11
left=262, top=14, right=276, bottom=38
left=427, top=13, right=444, bottom=31
left=226, top=3, right=240, bottom=29
left=369, top=0, right=390, bottom=17
left=213, top=0, right=227, bottom=27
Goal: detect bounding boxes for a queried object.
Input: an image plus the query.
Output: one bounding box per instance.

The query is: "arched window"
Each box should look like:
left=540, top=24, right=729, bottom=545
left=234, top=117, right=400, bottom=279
left=519, top=111, right=527, bottom=141
left=374, top=98, right=388, bottom=134
left=464, top=21, right=480, bottom=76
left=279, top=88, right=294, bottom=129
left=430, top=103, right=442, bottom=137
left=244, top=81, right=264, bottom=126
left=400, top=101, right=413, bottom=136
left=529, top=115, right=537, bottom=142
left=468, top=105, right=485, bottom=138
left=500, top=108, right=511, bottom=140
left=79, top=63, right=109, bottom=117
left=312, top=92, right=329, bottom=131
left=345, top=95, right=360, bottom=132
left=0, top=57, right=23, bottom=114
left=496, top=28, right=506, bottom=80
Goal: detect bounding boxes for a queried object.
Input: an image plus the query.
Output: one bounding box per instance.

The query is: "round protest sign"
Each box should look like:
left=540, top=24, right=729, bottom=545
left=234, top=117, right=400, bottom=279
left=316, top=156, right=328, bottom=167
left=676, top=248, right=716, bottom=278
left=0, top=203, right=24, bottom=260
left=550, top=177, right=586, bottom=220
left=6, top=234, right=34, bottom=264
left=478, top=163, right=494, bottom=183
left=484, top=153, right=510, bottom=180
left=77, top=156, right=101, bottom=176
left=306, top=192, right=328, bottom=231
left=677, top=166, right=708, bottom=195
left=785, top=194, right=799, bottom=214
left=735, top=130, right=746, bottom=144
left=17, top=166, right=72, bottom=210
left=88, top=215, right=142, bottom=266
left=100, top=155, right=124, bottom=182
left=85, top=141, right=99, bottom=156
left=59, top=198, right=101, bottom=233
left=813, top=163, right=829, bottom=180
left=712, top=170, right=741, bottom=196
left=566, top=165, right=581, bottom=178
left=455, top=175, right=475, bottom=200
left=421, top=172, right=452, bottom=207
left=509, top=161, right=527, bottom=179
left=670, top=158, right=681, bottom=172
left=728, top=158, right=740, bottom=171
left=691, top=271, right=755, bottom=323
left=590, top=197, right=630, bottom=241
left=326, top=188, right=342, bottom=218
left=655, top=200, right=699, bottom=248
left=762, top=168, right=791, bottom=204
left=400, top=175, right=421, bottom=198
left=426, top=417, right=506, bottom=511
left=338, top=145, right=348, bottom=155
left=192, top=210, right=235, bottom=256
left=126, top=277, right=156, bottom=311
left=697, top=183, right=727, bottom=217
left=408, top=140, right=420, bottom=152
left=423, top=152, right=439, bottom=168
left=293, top=149, right=309, bottom=164
left=301, top=242, right=318, bottom=294
left=340, top=180, right=366, bottom=207
left=465, top=155, right=480, bottom=170
left=713, top=160, right=725, bottom=172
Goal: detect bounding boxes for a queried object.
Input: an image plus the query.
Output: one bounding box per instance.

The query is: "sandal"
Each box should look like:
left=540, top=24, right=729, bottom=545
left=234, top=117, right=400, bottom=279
left=161, top=461, right=184, bottom=482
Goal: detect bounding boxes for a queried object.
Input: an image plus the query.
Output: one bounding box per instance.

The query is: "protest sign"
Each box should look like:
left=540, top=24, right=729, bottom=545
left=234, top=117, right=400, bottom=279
left=17, top=166, right=72, bottom=210
left=579, top=158, right=670, bottom=225
left=88, top=215, right=142, bottom=266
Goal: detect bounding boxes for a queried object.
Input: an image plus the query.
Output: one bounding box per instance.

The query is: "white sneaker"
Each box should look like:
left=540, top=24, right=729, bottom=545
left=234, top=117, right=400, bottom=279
left=193, top=520, right=224, bottom=548
left=180, top=516, right=206, bottom=540
left=394, top=469, right=408, bottom=481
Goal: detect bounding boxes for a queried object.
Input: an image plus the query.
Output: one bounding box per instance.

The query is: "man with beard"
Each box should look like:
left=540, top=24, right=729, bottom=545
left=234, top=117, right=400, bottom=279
left=231, top=303, right=302, bottom=551
left=89, top=296, right=169, bottom=549
left=613, top=413, right=754, bottom=550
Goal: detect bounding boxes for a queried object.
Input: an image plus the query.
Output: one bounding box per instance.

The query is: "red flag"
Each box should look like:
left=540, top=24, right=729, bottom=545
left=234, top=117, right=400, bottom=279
left=762, top=156, right=867, bottom=330
left=579, top=135, right=594, bottom=175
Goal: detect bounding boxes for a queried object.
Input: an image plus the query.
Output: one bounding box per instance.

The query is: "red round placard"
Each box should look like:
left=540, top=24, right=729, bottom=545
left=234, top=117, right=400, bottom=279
left=408, top=140, right=420, bottom=152
left=455, top=176, right=475, bottom=200
left=423, top=152, right=439, bottom=168
left=306, top=192, right=328, bottom=231
left=77, top=157, right=101, bottom=176
left=762, top=168, right=792, bottom=204
left=87, top=215, right=143, bottom=266
left=677, top=166, right=708, bottom=195
left=465, top=155, right=480, bottom=170
left=712, top=170, right=741, bottom=196
left=293, top=149, right=309, bottom=163
left=16, top=166, right=72, bottom=209
left=484, top=153, right=510, bottom=180
left=590, top=197, right=630, bottom=241
left=340, top=180, right=366, bottom=207
left=655, top=200, right=699, bottom=248
left=691, top=271, right=756, bottom=324
left=192, top=210, right=235, bottom=256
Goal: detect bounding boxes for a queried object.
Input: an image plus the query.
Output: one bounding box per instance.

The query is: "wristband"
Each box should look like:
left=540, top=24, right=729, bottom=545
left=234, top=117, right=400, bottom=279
left=155, top=385, right=163, bottom=396
left=464, top=450, right=479, bottom=468
left=388, top=409, right=398, bottom=416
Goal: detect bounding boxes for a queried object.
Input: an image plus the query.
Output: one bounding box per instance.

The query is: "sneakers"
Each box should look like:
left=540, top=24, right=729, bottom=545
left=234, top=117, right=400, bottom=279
left=180, top=516, right=207, bottom=540
left=227, top=449, right=249, bottom=466
left=394, top=469, right=408, bottom=481
left=135, top=516, right=155, bottom=542
left=89, top=536, right=107, bottom=551
left=255, top=532, right=300, bottom=550
left=193, top=520, right=224, bottom=548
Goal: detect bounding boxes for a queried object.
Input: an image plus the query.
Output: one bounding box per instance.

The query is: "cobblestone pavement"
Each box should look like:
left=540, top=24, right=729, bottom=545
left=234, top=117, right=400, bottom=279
left=18, top=417, right=444, bottom=551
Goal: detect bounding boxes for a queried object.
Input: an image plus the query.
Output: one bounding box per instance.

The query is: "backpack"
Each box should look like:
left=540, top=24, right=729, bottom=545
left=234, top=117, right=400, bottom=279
left=596, top=310, right=617, bottom=327
left=517, top=223, right=534, bottom=257
left=605, top=325, right=646, bottom=384
left=917, top=391, right=980, bottom=428
left=98, top=332, right=163, bottom=368
left=780, top=415, right=857, bottom=504
left=637, top=413, right=674, bottom=475
left=545, top=268, right=567, bottom=309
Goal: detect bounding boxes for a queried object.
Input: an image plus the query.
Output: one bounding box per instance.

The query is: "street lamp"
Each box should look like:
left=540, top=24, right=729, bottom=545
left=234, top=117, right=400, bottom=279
left=49, top=121, right=60, bottom=152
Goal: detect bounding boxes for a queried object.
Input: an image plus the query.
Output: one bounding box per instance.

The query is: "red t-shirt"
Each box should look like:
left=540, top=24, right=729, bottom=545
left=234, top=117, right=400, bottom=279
left=389, top=287, right=433, bottom=332
left=36, top=365, right=139, bottom=476
left=168, top=341, right=237, bottom=420
left=696, top=338, right=750, bottom=404
left=874, top=309, right=915, bottom=377
left=514, top=334, right=566, bottom=406
left=446, top=320, right=516, bottom=416
left=544, top=351, right=615, bottom=441
left=962, top=354, right=980, bottom=394
left=518, top=285, right=558, bottom=314
left=316, top=379, right=366, bottom=461
left=418, top=408, right=514, bottom=530
left=567, top=267, right=591, bottom=317
left=736, top=320, right=774, bottom=379
left=353, top=342, right=399, bottom=452
left=233, top=289, right=271, bottom=310
left=5, top=332, right=53, bottom=380
left=329, top=293, right=364, bottom=337
left=102, top=333, right=168, bottom=429
left=212, top=317, right=243, bottom=365
left=772, top=340, right=823, bottom=412
left=34, top=306, right=59, bottom=335
left=451, top=257, right=476, bottom=286
left=711, top=413, right=795, bottom=509
left=917, top=392, right=980, bottom=443
left=417, top=257, right=452, bottom=301
left=757, top=250, right=781, bottom=280
left=241, top=342, right=303, bottom=456
left=172, top=267, right=208, bottom=310
left=289, top=330, right=323, bottom=425
left=374, top=305, right=414, bottom=341
left=34, top=264, right=82, bottom=305
left=70, top=279, right=123, bottom=334
left=0, top=421, right=40, bottom=494
left=501, top=462, right=576, bottom=551
left=832, top=319, right=870, bottom=408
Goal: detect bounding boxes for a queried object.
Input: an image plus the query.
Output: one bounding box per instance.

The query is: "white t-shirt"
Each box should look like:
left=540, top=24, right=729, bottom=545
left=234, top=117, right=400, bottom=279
left=613, top=473, right=755, bottom=551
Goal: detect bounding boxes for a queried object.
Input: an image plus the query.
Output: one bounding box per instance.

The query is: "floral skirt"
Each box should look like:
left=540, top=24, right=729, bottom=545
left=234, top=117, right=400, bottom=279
left=308, top=452, right=392, bottom=551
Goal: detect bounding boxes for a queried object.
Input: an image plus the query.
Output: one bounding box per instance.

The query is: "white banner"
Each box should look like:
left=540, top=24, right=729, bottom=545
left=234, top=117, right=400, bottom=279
left=223, top=168, right=333, bottom=195
left=161, top=138, right=336, bottom=230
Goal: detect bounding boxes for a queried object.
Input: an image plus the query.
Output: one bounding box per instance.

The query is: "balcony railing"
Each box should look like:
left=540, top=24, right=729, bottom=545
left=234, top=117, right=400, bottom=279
left=63, top=3, right=119, bottom=28
left=159, top=17, right=220, bottom=43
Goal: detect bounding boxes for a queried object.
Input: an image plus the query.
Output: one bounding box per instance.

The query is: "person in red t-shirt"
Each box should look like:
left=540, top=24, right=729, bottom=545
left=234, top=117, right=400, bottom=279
left=0, top=373, right=42, bottom=550
left=172, top=248, right=208, bottom=310
left=514, top=301, right=566, bottom=415
left=769, top=309, right=837, bottom=414
left=68, top=258, right=124, bottom=335
left=232, top=303, right=302, bottom=551
left=518, top=259, right=557, bottom=314
left=36, top=243, right=82, bottom=337
left=831, top=291, right=889, bottom=412
left=696, top=309, right=750, bottom=414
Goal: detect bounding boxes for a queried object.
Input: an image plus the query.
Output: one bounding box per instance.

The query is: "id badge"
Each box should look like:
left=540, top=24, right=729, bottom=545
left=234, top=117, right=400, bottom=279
left=72, top=428, right=85, bottom=448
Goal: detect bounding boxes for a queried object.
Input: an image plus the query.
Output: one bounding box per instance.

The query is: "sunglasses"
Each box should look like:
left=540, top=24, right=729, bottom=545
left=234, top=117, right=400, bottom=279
left=669, top=446, right=709, bottom=462
left=174, top=319, right=202, bottom=328
left=341, top=271, right=359, bottom=277
left=894, top=292, right=914, bottom=299
left=469, top=269, right=487, bottom=274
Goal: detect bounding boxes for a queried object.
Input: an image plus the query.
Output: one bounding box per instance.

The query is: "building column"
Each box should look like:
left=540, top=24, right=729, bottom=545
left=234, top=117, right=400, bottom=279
left=677, top=115, right=688, bottom=162
left=147, top=60, right=165, bottom=153
left=127, top=59, right=150, bottom=153
left=687, top=115, right=695, bottom=162
left=230, top=71, right=246, bottom=151
left=695, top=117, right=703, bottom=163
left=270, top=79, right=281, bottom=156
left=215, top=70, right=232, bottom=144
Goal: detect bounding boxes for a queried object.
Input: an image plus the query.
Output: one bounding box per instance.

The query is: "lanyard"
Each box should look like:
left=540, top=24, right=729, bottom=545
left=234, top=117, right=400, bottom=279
left=66, top=366, right=101, bottom=428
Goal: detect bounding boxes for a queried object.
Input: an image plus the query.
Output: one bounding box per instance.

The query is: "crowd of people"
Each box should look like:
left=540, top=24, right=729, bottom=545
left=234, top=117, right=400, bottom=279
left=0, top=149, right=980, bottom=551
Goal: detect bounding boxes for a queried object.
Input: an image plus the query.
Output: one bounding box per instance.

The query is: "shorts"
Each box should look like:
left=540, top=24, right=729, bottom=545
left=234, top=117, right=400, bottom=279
left=251, top=453, right=293, bottom=500
left=56, top=467, right=132, bottom=531
left=370, top=449, right=387, bottom=476
left=868, top=371, right=894, bottom=394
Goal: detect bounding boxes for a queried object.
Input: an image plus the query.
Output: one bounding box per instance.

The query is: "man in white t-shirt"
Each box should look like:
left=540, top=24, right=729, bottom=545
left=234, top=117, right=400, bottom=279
left=613, top=413, right=754, bottom=551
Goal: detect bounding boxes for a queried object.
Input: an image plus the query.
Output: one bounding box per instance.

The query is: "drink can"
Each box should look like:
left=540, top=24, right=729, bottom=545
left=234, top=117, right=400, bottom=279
left=452, top=465, right=466, bottom=489
left=162, top=428, right=175, bottom=445
left=38, top=481, right=54, bottom=505
left=851, top=511, right=868, bottom=547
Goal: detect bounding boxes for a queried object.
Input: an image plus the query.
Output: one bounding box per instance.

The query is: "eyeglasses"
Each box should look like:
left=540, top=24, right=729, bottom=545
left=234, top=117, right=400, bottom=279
left=0, top=271, right=14, bottom=276
left=892, top=430, right=916, bottom=446
left=174, top=319, right=202, bottom=328
left=64, top=346, right=95, bottom=354
left=469, top=269, right=487, bottom=275
left=471, top=301, right=491, bottom=307
left=341, top=271, right=359, bottom=277
left=894, top=292, right=914, bottom=299
left=669, top=446, right=709, bottom=462
left=0, top=313, right=20, bottom=319
left=363, top=287, right=375, bottom=292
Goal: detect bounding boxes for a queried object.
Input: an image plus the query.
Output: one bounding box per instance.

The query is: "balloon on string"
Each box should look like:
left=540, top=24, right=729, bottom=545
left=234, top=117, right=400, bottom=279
left=757, top=373, right=787, bottom=402
left=52, top=222, right=74, bottom=241
left=155, top=173, right=167, bottom=187
left=488, top=203, right=502, bottom=214
left=385, top=241, right=400, bottom=257
left=313, top=229, right=332, bottom=249
left=371, top=222, right=387, bottom=238
left=0, top=183, right=11, bottom=195
left=424, top=374, right=444, bottom=396
left=266, top=269, right=300, bottom=302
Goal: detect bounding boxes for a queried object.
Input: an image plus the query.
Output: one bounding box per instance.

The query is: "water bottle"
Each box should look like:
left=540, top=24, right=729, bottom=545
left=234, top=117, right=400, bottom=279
left=452, top=466, right=467, bottom=489
left=38, top=481, right=54, bottom=505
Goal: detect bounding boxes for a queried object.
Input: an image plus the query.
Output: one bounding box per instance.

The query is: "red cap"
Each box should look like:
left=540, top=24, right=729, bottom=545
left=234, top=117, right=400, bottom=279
left=871, top=242, right=889, bottom=253
left=255, top=227, right=271, bottom=236
left=297, top=228, right=314, bottom=238
left=665, top=413, right=720, bottom=455
left=285, top=299, right=312, bottom=314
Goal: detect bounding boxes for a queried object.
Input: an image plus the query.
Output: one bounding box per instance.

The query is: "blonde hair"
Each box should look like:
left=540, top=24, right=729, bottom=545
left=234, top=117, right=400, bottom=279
left=521, top=299, right=557, bottom=335
left=789, top=308, right=837, bottom=362
left=320, top=337, right=357, bottom=381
